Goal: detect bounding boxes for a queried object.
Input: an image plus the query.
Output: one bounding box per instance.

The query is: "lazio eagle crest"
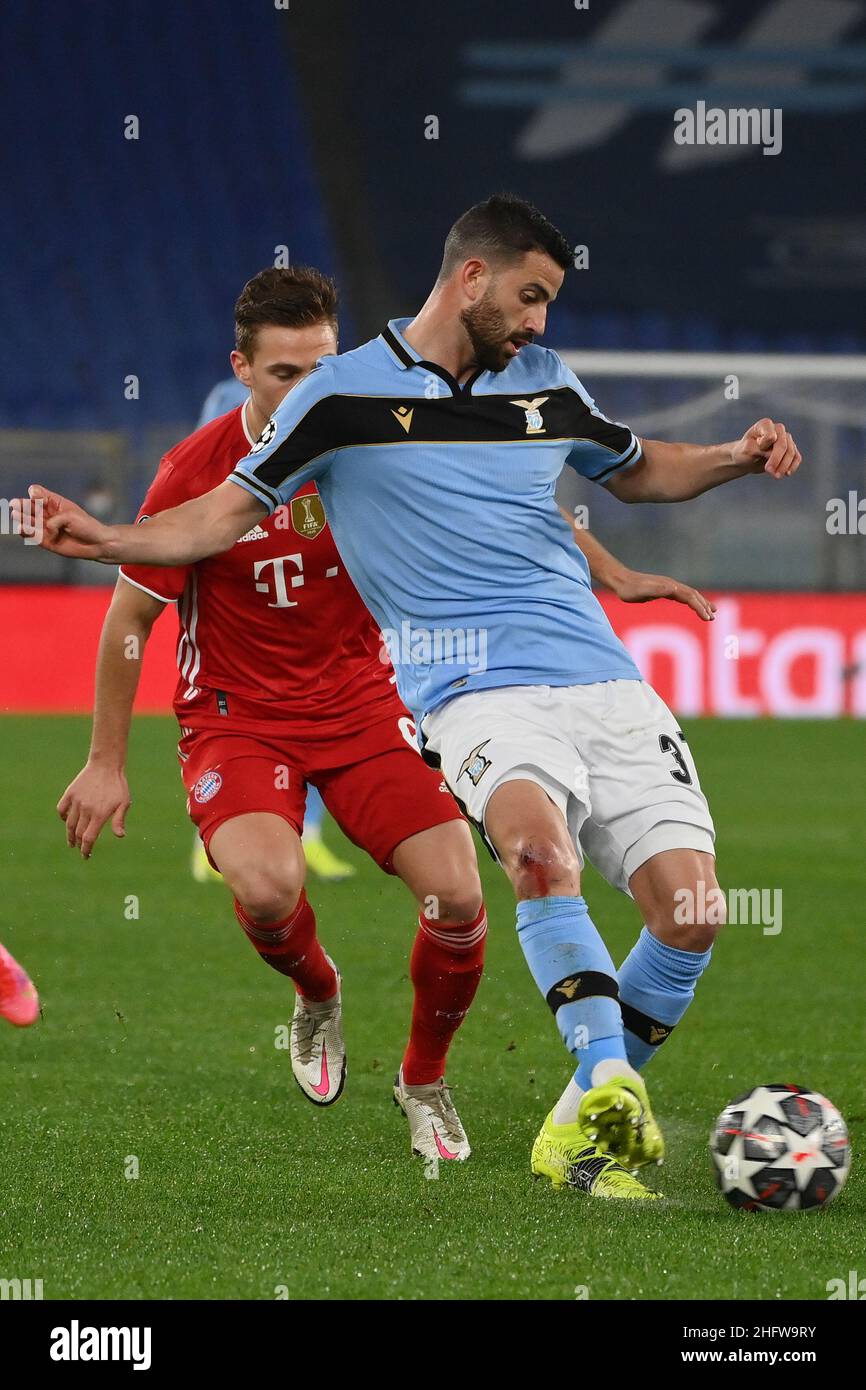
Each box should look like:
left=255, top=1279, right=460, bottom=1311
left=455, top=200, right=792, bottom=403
left=511, top=396, right=549, bottom=434
left=457, top=739, right=492, bottom=786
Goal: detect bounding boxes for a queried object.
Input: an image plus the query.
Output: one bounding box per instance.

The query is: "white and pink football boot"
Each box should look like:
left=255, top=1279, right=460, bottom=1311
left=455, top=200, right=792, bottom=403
left=393, top=1067, right=471, bottom=1163
left=0, top=942, right=39, bottom=1027
left=290, top=964, right=346, bottom=1106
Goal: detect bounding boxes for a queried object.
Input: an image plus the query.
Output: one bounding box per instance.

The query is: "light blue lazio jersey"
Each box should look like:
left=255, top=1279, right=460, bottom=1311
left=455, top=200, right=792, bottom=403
left=198, top=377, right=249, bottom=428
left=228, top=318, right=642, bottom=725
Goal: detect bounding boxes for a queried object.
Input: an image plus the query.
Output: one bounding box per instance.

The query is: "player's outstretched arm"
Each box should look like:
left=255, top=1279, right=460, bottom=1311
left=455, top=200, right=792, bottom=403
left=58, top=578, right=165, bottom=859
left=559, top=507, right=716, bottom=622
left=13, top=479, right=266, bottom=566
left=605, top=419, right=801, bottom=504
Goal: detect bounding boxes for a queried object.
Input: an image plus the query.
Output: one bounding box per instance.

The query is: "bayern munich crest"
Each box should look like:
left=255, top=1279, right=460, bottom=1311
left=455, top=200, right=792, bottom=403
left=194, top=770, right=223, bottom=804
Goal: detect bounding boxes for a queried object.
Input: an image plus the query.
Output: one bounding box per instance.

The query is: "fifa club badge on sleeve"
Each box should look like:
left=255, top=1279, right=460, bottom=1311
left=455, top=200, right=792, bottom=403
left=291, top=493, right=326, bottom=539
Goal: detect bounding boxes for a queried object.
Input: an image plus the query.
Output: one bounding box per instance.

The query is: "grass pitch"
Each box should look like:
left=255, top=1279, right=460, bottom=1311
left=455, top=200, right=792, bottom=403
left=1, top=716, right=864, bottom=1300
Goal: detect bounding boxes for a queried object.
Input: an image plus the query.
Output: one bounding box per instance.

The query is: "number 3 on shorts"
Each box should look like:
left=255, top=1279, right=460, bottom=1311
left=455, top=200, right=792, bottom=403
left=658, top=732, right=693, bottom=785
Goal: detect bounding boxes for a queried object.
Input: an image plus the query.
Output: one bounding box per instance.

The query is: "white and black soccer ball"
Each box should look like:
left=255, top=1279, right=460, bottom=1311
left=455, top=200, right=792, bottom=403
left=710, top=1084, right=851, bottom=1212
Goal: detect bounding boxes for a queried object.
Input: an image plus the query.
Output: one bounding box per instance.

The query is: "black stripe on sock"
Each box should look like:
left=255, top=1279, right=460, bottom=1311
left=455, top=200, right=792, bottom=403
left=620, top=1001, right=675, bottom=1047
left=545, top=971, right=619, bottom=1014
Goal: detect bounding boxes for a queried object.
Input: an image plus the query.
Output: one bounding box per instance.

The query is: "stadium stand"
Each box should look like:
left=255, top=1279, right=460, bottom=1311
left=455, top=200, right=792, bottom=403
left=0, top=0, right=340, bottom=433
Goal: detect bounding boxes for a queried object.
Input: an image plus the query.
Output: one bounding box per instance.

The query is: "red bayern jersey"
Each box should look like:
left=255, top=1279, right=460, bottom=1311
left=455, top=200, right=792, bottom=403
left=121, top=402, right=399, bottom=738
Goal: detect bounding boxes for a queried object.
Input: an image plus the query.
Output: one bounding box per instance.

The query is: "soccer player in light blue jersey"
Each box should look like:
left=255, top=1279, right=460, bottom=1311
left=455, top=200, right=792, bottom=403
left=21, top=196, right=801, bottom=1199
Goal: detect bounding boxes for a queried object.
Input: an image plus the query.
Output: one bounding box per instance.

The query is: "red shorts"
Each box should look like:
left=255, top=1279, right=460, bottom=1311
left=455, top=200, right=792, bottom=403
left=178, top=711, right=463, bottom=873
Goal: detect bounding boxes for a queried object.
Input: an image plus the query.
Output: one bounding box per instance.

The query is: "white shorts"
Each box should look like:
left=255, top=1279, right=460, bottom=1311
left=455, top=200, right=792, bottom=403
left=420, top=679, right=715, bottom=896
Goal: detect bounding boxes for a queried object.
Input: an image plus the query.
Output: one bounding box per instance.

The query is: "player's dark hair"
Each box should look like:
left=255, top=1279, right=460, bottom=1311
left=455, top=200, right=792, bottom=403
left=438, top=194, right=573, bottom=280
left=234, top=266, right=339, bottom=358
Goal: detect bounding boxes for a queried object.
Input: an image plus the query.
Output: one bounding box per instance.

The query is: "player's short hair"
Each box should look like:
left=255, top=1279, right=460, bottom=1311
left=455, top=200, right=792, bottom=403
left=234, top=266, right=339, bottom=358
left=438, top=194, right=574, bottom=281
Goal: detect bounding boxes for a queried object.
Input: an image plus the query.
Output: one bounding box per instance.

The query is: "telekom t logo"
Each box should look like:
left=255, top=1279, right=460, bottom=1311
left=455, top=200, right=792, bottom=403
left=253, top=554, right=340, bottom=607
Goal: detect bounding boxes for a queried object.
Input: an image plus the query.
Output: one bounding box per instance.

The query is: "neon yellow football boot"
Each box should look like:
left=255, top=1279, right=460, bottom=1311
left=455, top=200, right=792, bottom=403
left=191, top=835, right=222, bottom=884
left=578, top=1074, right=665, bottom=1170
left=303, top=835, right=356, bottom=883
left=531, top=1110, right=663, bottom=1199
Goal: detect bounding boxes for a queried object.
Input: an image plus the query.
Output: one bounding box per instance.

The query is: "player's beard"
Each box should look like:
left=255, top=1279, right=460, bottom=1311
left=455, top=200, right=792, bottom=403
left=460, top=290, right=527, bottom=373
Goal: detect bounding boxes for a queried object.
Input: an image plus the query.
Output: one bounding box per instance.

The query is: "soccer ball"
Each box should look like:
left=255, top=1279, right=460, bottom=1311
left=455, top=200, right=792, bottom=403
left=709, top=1084, right=851, bottom=1212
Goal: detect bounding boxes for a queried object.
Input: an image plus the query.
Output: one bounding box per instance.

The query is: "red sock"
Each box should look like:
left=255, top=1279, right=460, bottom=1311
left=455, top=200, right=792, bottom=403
left=234, top=891, right=337, bottom=1002
left=402, top=904, right=487, bottom=1086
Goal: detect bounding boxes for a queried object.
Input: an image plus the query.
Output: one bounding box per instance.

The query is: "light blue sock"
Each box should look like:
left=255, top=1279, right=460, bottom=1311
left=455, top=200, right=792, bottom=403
left=617, top=926, right=712, bottom=1071
left=515, top=896, right=626, bottom=1091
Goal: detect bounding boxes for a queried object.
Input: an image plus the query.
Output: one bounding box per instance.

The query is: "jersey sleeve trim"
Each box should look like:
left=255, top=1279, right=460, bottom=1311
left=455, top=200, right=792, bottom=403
left=586, top=432, right=642, bottom=483
left=554, top=357, right=642, bottom=484
left=118, top=569, right=177, bottom=605
left=227, top=469, right=281, bottom=514
left=231, top=360, right=338, bottom=504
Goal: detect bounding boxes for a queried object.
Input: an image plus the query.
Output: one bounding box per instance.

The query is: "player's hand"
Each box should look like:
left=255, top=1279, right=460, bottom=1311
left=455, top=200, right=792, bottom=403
left=57, top=763, right=132, bottom=859
left=12, top=484, right=114, bottom=559
left=732, top=419, right=801, bottom=479
left=611, top=569, right=716, bottom=621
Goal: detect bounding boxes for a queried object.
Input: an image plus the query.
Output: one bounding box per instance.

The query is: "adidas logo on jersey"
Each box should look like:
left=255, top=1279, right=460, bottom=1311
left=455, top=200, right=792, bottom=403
left=236, top=525, right=268, bottom=544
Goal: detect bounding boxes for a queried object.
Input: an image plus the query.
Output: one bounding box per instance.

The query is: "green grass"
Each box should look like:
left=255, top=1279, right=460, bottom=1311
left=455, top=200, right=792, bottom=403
left=1, top=716, right=864, bottom=1300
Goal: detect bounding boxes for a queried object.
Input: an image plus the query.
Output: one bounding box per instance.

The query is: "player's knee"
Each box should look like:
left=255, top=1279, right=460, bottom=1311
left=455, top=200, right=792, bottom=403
left=424, top=868, right=483, bottom=926
left=690, top=872, right=726, bottom=949
left=232, top=867, right=303, bottom=923
left=651, top=873, right=726, bottom=951
left=696, top=879, right=727, bottom=947
left=507, top=834, right=580, bottom=899
left=672, top=919, right=718, bottom=952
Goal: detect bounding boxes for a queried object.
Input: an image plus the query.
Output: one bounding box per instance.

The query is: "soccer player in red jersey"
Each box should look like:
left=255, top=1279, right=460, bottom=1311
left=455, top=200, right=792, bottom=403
left=58, top=269, right=486, bottom=1161
left=47, top=267, right=714, bottom=1163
